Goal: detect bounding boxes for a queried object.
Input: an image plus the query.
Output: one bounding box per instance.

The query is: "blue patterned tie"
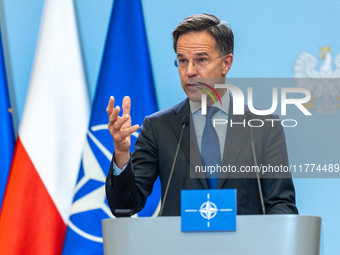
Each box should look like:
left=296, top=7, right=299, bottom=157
left=201, top=106, right=221, bottom=189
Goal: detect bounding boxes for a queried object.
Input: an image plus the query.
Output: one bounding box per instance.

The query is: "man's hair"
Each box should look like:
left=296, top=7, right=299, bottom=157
left=172, top=14, right=234, bottom=56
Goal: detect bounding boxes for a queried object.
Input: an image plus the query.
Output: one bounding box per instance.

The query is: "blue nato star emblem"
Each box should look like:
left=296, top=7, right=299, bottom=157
left=67, top=124, right=139, bottom=243
left=185, top=193, right=233, bottom=228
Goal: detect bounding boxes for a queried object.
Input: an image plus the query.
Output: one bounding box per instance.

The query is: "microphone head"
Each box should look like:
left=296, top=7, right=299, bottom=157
left=182, top=114, right=190, bottom=126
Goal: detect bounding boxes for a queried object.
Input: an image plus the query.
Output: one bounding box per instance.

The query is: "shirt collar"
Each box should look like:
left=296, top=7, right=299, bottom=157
left=189, top=89, right=230, bottom=115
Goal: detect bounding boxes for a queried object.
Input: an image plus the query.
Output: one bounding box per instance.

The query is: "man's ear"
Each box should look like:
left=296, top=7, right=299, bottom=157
left=222, top=54, right=233, bottom=75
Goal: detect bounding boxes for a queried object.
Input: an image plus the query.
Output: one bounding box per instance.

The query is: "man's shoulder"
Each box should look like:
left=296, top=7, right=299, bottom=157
left=243, top=104, right=280, bottom=120
left=148, top=98, right=189, bottom=121
left=138, top=98, right=189, bottom=138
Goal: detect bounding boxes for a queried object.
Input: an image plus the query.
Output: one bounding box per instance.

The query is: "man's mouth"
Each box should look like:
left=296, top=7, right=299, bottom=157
left=187, top=83, right=201, bottom=87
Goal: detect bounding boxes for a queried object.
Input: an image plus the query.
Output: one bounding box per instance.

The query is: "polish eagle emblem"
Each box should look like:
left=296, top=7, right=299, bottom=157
left=294, top=46, right=340, bottom=114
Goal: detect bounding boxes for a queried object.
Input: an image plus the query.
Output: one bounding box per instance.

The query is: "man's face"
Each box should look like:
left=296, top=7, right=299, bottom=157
left=176, top=30, right=233, bottom=103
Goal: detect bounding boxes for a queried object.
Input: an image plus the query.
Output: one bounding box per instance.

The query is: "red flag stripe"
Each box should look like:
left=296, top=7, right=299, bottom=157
left=0, top=138, right=66, bottom=255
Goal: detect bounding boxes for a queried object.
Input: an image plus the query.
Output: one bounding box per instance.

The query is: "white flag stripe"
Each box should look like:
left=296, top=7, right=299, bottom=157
left=20, top=0, right=90, bottom=223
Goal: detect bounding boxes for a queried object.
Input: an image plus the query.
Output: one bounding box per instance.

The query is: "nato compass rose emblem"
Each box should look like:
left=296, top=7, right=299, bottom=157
left=67, top=124, right=140, bottom=243
left=199, top=194, right=218, bottom=227
left=185, top=193, right=233, bottom=228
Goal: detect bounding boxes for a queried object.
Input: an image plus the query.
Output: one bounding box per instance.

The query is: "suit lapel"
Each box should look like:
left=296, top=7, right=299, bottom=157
left=217, top=97, right=251, bottom=189
left=189, top=116, right=208, bottom=188
left=169, top=99, right=208, bottom=189
left=169, top=99, right=190, bottom=161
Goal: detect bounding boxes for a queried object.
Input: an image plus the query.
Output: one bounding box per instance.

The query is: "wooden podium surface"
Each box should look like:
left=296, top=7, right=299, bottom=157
left=102, top=215, right=321, bottom=255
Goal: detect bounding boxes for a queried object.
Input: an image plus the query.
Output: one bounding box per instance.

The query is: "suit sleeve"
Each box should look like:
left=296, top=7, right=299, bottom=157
left=259, top=117, right=298, bottom=214
left=105, top=116, right=160, bottom=216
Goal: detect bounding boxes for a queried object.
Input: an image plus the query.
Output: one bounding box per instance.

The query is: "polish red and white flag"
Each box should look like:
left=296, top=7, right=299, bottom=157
left=0, top=0, right=90, bottom=254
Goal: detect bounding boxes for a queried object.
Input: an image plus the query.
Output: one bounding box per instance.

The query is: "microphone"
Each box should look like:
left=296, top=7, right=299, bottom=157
left=247, top=115, right=266, bottom=215
left=159, top=114, right=189, bottom=216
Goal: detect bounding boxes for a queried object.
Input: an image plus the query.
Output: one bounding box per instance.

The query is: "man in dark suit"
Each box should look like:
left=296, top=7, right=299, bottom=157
left=105, top=14, right=298, bottom=216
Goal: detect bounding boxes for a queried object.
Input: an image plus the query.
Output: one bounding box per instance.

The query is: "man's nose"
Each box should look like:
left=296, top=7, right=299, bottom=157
left=186, top=61, right=198, bottom=76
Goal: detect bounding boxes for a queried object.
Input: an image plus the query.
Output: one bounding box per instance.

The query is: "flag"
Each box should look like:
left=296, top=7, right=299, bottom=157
left=0, top=28, right=15, bottom=213
left=181, top=189, right=236, bottom=231
left=0, top=0, right=90, bottom=254
left=62, top=0, right=160, bottom=253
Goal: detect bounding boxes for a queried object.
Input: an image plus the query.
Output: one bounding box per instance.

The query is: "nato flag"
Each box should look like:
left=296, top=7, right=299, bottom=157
left=181, top=189, right=236, bottom=232
left=62, top=0, right=160, bottom=254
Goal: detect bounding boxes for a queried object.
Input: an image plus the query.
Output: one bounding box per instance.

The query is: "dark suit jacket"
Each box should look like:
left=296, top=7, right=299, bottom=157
left=106, top=98, right=298, bottom=216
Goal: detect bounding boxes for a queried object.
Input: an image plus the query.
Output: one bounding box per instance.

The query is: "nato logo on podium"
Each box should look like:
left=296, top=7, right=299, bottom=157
left=181, top=189, right=236, bottom=231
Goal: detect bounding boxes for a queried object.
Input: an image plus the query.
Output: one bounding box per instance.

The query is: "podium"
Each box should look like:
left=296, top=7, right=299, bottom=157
left=102, top=215, right=321, bottom=255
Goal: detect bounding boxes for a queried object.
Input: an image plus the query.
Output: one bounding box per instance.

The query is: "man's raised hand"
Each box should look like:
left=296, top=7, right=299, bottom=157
left=106, top=96, right=139, bottom=169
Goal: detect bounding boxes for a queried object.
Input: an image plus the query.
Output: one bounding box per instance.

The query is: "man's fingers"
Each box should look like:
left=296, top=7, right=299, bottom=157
left=110, top=113, right=132, bottom=132
left=108, top=106, right=121, bottom=124
left=107, top=96, right=122, bottom=124
left=122, top=124, right=139, bottom=136
left=106, top=96, right=115, bottom=115
left=112, top=124, right=140, bottom=142
left=107, top=96, right=137, bottom=146
left=106, top=95, right=137, bottom=156
left=122, top=96, right=131, bottom=116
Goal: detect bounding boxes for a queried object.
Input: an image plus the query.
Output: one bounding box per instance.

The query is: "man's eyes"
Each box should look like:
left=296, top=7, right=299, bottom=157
left=196, top=58, right=208, bottom=63
left=179, top=59, right=188, bottom=64
left=177, top=58, right=209, bottom=65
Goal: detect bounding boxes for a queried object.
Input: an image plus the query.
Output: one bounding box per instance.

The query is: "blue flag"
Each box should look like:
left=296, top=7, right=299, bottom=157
left=181, top=189, right=236, bottom=232
left=0, top=29, right=15, bottom=213
left=62, top=0, right=160, bottom=253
